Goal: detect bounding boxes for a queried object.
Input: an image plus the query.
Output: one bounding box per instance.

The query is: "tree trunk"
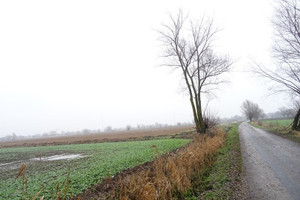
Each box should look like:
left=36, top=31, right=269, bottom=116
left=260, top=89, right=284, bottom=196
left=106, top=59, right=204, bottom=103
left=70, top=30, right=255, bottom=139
left=190, top=97, right=206, bottom=134
left=197, top=99, right=206, bottom=134
left=292, top=107, right=300, bottom=130
left=194, top=119, right=206, bottom=134
left=197, top=108, right=206, bottom=134
left=195, top=121, right=201, bottom=134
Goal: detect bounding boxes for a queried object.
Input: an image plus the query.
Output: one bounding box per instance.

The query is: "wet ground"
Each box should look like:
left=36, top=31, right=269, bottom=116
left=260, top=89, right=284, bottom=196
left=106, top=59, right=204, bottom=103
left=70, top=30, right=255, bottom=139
left=239, top=122, right=300, bottom=200
left=0, top=154, right=84, bottom=171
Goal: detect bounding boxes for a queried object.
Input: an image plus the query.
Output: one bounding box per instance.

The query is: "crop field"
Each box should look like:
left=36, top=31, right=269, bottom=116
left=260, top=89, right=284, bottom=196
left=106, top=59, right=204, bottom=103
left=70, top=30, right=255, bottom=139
left=0, top=125, right=193, bottom=148
left=0, top=138, right=191, bottom=199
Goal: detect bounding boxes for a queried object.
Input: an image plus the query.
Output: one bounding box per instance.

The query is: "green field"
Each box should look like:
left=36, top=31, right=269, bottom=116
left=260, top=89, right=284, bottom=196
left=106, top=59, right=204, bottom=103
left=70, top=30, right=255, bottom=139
left=251, top=118, right=300, bottom=143
left=260, top=119, right=293, bottom=127
left=0, top=138, right=191, bottom=199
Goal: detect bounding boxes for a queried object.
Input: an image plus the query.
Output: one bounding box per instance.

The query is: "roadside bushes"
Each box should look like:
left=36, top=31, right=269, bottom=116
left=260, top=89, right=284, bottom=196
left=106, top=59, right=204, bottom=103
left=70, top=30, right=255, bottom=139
left=110, top=128, right=225, bottom=200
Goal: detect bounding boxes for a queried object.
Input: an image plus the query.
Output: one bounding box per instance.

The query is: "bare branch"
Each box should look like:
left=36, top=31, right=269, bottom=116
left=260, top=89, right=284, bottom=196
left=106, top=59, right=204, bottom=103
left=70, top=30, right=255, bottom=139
left=158, top=10, right=231, bottom=133
left=252, top=0, right=300, bottom=129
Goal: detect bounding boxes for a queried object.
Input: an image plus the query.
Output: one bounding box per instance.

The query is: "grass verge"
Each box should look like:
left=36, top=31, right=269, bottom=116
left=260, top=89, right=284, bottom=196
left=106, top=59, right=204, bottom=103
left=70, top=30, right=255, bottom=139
left=185, top=124, right=247, bottom=200
left=251, top=119, right=300, bottom=143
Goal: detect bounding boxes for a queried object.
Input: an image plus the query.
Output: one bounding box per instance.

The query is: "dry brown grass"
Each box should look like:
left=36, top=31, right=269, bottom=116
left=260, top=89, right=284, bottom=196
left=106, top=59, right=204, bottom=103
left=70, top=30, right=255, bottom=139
left=294, top=130, right=300, bottom=137
left=16, top=163, right=28, bottom=194
left=108, top=127, right=225, bottom=200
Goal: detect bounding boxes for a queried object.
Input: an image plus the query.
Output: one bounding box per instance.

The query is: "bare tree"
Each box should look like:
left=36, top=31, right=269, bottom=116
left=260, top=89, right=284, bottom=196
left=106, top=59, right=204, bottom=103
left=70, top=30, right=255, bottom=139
left=241, top=100, right=263, bottom=122
left=126, top=125, right=131, bottom=131
left=158, top=11, right=231, bottom=133
left=279, top=107, right=296, bottom=118
left=104, top=126, right=112, bottom=132
left=252, top=0, right=300, bottom=129
left=279, top=99, right=300, bottom=118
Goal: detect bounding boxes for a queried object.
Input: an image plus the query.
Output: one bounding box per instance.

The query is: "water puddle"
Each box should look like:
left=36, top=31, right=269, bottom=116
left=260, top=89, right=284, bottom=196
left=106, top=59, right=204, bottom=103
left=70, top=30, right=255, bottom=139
left=0, top=161, right=22, bottom=170
left=0, top=161, right=19, bottom=167
left=0, top=154, right=85, bottom=171
left=30, top=154, right=84, bottom=161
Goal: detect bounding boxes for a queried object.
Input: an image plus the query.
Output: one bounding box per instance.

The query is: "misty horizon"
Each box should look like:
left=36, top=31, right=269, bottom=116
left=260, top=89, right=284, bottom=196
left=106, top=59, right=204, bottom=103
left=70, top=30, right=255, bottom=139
left=0, top=0, right=291, bottom=137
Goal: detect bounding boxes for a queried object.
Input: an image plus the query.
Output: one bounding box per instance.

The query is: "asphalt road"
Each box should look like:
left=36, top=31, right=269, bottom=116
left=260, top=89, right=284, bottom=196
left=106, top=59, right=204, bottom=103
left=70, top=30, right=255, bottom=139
left=239, top=122, right=300, bottom=200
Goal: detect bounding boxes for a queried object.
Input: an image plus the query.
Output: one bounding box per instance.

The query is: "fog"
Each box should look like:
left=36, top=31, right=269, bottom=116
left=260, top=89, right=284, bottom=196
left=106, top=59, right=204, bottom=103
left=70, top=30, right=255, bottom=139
left=0, top=0, right=290, bottom=137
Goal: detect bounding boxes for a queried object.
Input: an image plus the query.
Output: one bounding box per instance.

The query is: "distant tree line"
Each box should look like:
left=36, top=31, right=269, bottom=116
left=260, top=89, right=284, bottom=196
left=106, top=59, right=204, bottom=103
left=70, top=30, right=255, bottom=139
left=0, top=122, right=193, bottom=142
left=239, top=99, right=299, bottom=122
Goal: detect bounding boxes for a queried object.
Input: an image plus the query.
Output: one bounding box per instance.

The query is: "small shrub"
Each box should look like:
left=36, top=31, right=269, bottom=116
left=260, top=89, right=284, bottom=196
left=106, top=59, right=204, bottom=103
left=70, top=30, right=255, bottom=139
left=258, top=121, right=262, bottom=126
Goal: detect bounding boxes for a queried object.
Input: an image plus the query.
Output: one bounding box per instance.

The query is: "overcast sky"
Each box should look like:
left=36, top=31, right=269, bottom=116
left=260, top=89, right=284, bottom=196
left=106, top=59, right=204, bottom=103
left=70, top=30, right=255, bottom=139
left=0, top=0, right=290, bottom=137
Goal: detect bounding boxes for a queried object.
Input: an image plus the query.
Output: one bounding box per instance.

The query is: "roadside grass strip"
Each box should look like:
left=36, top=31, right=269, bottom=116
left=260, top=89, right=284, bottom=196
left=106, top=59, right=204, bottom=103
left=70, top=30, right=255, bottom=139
left=186, top=124, right=247, bottom=200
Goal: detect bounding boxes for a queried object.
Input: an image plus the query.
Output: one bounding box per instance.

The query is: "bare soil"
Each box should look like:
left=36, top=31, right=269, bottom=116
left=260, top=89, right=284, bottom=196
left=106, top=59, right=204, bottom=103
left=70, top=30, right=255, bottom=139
left=0, top=126, right=193, bottom=148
